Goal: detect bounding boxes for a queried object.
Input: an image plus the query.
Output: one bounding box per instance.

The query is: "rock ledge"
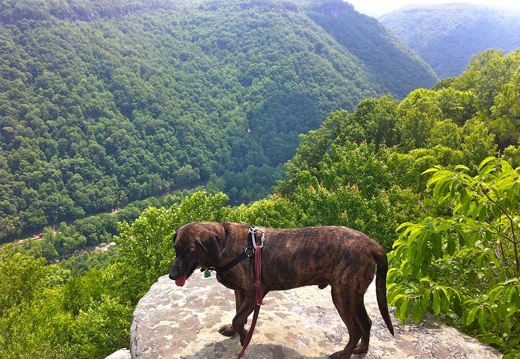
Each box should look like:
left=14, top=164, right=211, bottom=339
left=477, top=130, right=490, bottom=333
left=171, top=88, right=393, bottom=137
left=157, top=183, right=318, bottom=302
left=128, top=274, right=502, bottom=359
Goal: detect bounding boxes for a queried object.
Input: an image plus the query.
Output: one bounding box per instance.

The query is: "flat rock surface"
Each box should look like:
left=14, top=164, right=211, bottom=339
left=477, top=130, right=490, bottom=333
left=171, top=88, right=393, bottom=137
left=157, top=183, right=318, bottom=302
left=130, top=274, right=502, bottom=359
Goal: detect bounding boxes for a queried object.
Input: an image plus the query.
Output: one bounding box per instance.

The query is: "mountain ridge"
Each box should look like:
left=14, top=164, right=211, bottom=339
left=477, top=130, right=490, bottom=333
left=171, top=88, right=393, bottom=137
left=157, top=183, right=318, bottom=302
left=380, top=3, right=520, bottom=78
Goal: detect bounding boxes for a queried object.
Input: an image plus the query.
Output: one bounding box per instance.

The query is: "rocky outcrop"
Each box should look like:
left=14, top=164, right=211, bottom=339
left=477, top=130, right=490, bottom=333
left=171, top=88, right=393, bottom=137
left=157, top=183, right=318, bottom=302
left=125, top=274, right=502, bottom=359
left=105, top=349, right=130, bottom=359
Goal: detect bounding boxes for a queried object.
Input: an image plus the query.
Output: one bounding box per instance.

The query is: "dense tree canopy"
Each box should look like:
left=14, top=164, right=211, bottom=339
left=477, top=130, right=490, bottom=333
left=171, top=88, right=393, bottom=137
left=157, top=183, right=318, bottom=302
left=0, top=0, right=437, bottom=242
left=1, top=47, right=520, bottom=357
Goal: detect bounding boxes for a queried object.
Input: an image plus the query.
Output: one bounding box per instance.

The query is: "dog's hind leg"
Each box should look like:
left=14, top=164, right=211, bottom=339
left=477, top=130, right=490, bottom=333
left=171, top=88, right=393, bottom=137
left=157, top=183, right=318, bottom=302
left=353, top=297, right=372, bottom=354
left=329, top=285, right=363, bottom=359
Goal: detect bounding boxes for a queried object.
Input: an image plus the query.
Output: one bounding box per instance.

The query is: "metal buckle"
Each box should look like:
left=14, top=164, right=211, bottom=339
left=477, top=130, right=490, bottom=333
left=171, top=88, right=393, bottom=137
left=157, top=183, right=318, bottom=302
left=249, top=226, right=265, bottom=248
left=245, top=246, right=255, bottom=257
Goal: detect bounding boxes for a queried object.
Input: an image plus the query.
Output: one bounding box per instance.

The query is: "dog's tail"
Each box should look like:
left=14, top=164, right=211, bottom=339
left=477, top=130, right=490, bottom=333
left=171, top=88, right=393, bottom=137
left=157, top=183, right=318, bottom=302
left=375, top=249, right=395, bottom=336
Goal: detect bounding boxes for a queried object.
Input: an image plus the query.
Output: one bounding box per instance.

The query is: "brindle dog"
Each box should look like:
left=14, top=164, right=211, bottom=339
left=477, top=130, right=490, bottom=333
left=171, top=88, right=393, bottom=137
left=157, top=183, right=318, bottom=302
left=169, top=222, right=394, bottom=359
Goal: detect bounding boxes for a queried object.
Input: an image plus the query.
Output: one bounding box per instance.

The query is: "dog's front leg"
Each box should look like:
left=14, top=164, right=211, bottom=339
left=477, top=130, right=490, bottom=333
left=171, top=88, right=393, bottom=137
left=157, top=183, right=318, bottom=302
left=218, top=290, right=245, bottom=337
left=230, top=293, right=257, bottom=345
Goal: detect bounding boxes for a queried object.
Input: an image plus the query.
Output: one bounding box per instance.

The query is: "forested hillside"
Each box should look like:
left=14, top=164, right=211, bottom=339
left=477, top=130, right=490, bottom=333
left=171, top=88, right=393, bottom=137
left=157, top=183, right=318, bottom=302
left=1, top=48, right=518, bottom=359
left=0, top=0, right=437, bottom=242
left=380, top=3, right=520, bottom=78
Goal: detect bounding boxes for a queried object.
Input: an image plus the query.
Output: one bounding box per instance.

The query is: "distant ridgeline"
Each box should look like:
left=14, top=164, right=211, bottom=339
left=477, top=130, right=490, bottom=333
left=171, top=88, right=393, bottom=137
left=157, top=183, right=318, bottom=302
left=0, top=0, right=437, bottom=241
left=380, top=3, right=520, bottom=78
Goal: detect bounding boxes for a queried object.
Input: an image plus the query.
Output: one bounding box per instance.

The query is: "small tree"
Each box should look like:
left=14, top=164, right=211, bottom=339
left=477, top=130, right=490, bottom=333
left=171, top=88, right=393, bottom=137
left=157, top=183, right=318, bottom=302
left=388, top=157, right=519, bottom=356
left=113, top=191, right=229, bottom=303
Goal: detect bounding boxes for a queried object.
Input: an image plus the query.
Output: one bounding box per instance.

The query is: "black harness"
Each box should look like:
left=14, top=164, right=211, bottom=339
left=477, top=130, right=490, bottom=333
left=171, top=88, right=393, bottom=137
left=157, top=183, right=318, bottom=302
left=215, top=225, right=264, bottom=273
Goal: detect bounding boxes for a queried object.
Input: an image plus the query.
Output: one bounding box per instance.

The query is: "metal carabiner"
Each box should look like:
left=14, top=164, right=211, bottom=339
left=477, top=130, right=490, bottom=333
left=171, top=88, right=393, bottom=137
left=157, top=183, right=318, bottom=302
left=258, top=232, right=265, bottom=248
left=249, top=226, right=265, bottom=248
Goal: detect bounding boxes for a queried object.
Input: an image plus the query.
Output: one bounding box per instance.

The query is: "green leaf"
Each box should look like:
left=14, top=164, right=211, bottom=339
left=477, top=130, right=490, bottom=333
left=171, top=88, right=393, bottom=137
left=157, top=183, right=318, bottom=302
left=422, top=166, right=441, bottom=175
left=477, top=157, right=497, bottom=175
left=412, top=298, right=423, bottom=322
left=478, top=306, right=488, bottom=331
left=432, top=233, right=442, bottom=259
left=514, top=288, right=520, bottom=309
left=439, top=287, right=450, bottom=313
left=433, top=178, right=450, bottom=199
left=465, top=305, right=479, bottom=326
left=433, top=290, right=441, bottom=315
left=496, top=303, right=509, bottom=320
left=452, top=292, right=463, bottom=317
left=446, top=236, right=456, bottom=255
left=454, top=164, right=470, bottom=172
left=396, top=222, right=413, bottom=232
left=459, top=187, right=469, bottom=207
left=421, top=291, right=430, bottom=310
left=413, top=232, right=428, bottom=273
left=390, top=293, right=409, bottom=304
left=397, top=297, right=410, bottom=321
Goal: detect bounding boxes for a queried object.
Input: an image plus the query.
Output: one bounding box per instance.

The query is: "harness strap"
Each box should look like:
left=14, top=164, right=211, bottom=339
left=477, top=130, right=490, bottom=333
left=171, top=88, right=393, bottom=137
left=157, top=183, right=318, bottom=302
left=217, top=251, right=249, bottom=272
left=237, top=242, right=263, bottom=359
left=254, top=241, right=263, bottom=306
left=216, top=226, right=259, bottom=273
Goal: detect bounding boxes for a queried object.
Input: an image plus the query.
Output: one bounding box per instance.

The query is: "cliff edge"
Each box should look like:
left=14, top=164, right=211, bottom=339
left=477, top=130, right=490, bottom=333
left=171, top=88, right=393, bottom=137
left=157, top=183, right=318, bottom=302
left=116, top=274, right=502, bottom=358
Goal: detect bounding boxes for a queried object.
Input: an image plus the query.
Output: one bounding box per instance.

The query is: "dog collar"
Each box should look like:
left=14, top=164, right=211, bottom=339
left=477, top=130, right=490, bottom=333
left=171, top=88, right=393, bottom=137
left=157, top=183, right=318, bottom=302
left=214, top=226, right=264, bottom=273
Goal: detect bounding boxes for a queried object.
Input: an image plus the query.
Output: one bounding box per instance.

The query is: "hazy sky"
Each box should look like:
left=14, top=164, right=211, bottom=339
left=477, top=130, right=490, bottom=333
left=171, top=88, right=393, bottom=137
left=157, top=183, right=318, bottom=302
left=348, top=0, right=520, bottom=17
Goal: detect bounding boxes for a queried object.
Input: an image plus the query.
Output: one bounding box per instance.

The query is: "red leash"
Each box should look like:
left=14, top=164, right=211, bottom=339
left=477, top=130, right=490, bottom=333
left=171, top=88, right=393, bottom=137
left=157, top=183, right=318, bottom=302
left=237, top=242, right=263, bottom=358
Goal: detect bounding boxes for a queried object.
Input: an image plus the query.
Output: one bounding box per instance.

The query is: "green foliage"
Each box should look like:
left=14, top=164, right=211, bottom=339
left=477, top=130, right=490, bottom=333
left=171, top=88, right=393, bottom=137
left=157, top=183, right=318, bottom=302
left=277, top=141, right=414, bottom=250
left=2, top=2, right=520, bottom=357
left=220, top=164, right=285, bottom=202
left=59, top=249, right=118, bottom=276
left=0, top=245, right=47, bottom=315
left=0, top=0, right=438, bottom=242
left=113, top=191, right=229, bottom=303
left=388, top=158, right=520, bottom=355
left=387, top=146, right=464, bottom=193
left=17, top=192, right=192, bottom=264
left=227, top=195, right=299, bottom=228
left=396, top=88, right=443, bottom=151
left=452, top=50, right=520, bottom=149
left=69, top=294, right=132, bottom=358
left=0, top=191, right=233, bottom=359
left=271, top=50, right=520, bottom=353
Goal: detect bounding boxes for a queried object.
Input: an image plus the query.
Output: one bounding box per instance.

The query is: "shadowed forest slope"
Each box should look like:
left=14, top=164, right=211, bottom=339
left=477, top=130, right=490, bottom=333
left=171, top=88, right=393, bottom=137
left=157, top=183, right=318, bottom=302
left=380, top=3, right=520, bottom=78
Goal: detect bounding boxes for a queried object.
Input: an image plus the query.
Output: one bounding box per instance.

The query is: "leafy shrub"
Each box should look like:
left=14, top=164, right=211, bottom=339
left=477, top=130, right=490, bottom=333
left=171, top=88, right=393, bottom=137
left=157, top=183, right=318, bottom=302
left=388, top=157, right=520, bottom=356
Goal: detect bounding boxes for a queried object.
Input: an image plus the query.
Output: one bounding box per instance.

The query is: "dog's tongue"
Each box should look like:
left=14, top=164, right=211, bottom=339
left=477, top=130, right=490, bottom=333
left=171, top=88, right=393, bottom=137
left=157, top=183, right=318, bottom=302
left=175, top=276, right=186, bottom=287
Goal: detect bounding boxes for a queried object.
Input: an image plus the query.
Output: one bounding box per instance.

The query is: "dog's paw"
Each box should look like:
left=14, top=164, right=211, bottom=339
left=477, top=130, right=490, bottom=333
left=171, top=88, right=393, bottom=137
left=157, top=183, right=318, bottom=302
left=353, top=344, right=368, bottom=354
left=218, top=324, right=236, bottom=337
left=328, top=350, right=347, bottom=359
left=239, top=330, right=248, bottom=346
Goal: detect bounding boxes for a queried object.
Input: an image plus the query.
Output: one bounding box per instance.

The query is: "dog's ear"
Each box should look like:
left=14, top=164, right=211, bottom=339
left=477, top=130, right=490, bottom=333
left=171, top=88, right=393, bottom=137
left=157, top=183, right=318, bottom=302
left=197, top=235, right=223, bottom=264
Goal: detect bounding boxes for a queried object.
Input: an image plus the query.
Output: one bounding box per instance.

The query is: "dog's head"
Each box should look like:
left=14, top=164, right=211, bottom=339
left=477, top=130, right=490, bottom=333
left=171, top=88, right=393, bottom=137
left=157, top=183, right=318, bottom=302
left=169, top=222, right=225, bottom=287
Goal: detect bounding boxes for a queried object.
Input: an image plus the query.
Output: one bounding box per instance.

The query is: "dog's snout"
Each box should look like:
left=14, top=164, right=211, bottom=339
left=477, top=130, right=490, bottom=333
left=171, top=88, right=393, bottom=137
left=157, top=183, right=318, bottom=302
left=169, top=263, right=181, bottom=280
